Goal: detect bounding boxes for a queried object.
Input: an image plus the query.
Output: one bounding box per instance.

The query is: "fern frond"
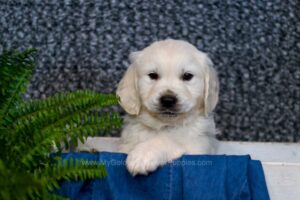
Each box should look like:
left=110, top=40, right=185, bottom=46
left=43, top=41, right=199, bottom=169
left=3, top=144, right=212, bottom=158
left=21, top=112, right=122, bottom=168
left=0, top=160, right=42, bottom=200
left=4, top=91, right=120, bottom=168
left=0, top=49, right=37, bottom=126
left=9, top=90, right=118, bottom=122
left=2, top=91, right=119, bottom=162
left=65, top=112, right=122, bottom=145
left=39, top=158, right=107, bottom=191
left=0, top=158, right=105, bottom=200
left=8, top=91, right=118, bottom=139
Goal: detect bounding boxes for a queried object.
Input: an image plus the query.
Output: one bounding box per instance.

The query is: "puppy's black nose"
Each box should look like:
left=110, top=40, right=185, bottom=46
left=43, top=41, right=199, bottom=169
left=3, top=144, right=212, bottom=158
left=160, top=95, right=177, bottom=108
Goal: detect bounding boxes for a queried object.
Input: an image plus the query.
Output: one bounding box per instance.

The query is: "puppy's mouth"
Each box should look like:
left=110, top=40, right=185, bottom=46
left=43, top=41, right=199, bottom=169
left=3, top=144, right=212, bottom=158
left=156, top=107, right=183, bottom=119
left=160, top=111, right=178, bottom=118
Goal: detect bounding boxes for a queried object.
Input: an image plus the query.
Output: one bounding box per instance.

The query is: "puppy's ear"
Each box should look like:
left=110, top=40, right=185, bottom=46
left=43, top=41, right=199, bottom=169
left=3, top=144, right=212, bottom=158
left=203, top=55, right=219, bottom=116
left=116, top=52, right=141, bottom=115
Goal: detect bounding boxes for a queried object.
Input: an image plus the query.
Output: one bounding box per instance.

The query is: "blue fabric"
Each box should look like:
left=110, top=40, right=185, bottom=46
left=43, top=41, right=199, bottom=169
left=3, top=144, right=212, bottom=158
left=56, top=152, right=270, bottom=200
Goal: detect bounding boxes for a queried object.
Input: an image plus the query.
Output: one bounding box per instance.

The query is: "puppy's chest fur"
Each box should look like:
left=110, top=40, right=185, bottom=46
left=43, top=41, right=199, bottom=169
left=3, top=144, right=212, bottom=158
left=119, top=113, right=217, bottom=154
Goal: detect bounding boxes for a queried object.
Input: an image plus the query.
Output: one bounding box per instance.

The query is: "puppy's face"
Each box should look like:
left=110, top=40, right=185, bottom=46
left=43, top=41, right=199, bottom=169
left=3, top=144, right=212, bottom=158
left=136, top=43, right=205, bottom=120
left=117, top=39, right=219, bottom=122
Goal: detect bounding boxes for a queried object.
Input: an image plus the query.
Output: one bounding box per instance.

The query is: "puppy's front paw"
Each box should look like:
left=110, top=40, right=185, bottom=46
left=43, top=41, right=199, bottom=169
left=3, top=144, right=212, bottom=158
left=126, top=147, right=162, bottom=176
left=126, top=142, right=185, bottom=176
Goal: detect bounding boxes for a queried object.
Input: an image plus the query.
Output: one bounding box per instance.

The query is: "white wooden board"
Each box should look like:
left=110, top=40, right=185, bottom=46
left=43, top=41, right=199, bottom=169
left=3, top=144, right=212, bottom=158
left=77, top=137, right=300, bottom=200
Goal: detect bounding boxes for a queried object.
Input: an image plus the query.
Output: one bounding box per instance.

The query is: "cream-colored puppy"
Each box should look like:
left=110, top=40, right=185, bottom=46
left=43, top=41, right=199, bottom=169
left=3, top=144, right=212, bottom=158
left=117, top=39, right=219, bottom=176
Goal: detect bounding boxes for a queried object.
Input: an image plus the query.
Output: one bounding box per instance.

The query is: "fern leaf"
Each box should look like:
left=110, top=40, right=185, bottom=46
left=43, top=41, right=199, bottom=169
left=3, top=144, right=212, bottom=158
left=0, top=160, right=42, bottom=200
left=20, top=112, right=122, bottom=168
left=9, top=90, right=118, bottom=122
left=8, top=91, right=118, bottom=140
left=39, top=158, right=107, bottom=191
left=0, top=49, right=37, bottom=126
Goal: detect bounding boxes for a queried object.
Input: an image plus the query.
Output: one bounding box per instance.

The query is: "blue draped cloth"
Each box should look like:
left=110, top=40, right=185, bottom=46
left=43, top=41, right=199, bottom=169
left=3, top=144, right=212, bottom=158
left=57, top=152, right=270, bottom=200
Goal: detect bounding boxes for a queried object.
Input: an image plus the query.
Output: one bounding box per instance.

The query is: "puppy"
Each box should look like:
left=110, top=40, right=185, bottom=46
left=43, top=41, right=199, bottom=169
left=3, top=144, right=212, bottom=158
left=117, top=39, right=219, bottom=176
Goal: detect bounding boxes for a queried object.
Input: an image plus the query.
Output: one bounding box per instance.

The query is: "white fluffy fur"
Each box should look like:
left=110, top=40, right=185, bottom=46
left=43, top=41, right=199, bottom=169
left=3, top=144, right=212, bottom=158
left=117, top=39, right=219, bottom=176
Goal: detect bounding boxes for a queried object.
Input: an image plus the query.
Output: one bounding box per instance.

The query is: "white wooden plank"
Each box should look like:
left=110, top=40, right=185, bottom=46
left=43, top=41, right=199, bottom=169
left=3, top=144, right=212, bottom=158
left=77, top=137, right=120, bottom=152
left=263, top=163, right=300, bottom=200
left=217, top=141, right=300, bottom=163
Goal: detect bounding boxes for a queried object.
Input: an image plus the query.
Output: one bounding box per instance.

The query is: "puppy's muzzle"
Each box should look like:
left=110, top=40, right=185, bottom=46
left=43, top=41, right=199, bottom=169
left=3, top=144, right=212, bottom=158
left=159, top=95, right=178, bottom=109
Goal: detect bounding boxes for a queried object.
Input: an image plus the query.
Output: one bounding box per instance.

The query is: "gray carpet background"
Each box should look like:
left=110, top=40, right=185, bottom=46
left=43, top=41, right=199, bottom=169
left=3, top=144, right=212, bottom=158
left=0, top=0, right=299, bottom=142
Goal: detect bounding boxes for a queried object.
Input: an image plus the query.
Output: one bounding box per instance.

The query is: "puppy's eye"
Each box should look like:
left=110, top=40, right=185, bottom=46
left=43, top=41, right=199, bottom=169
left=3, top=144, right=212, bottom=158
left=148, top=72, right=159, bottom=80
left=182, top=72, right=194, bottom=81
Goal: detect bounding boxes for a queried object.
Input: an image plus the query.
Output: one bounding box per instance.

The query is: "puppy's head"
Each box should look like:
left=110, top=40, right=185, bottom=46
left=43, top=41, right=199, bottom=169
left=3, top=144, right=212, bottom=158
left=117, top=39, right=219, bottom=122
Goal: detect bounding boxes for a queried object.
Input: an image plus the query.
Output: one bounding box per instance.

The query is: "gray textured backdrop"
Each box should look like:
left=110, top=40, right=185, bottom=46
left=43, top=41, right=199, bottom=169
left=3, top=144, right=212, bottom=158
left=1, top=0, right=299, bottom=142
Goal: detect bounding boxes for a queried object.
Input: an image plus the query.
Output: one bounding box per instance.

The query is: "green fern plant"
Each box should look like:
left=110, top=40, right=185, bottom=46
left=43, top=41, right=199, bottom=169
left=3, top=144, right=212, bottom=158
left=0, top=49, right=122, bottom=199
